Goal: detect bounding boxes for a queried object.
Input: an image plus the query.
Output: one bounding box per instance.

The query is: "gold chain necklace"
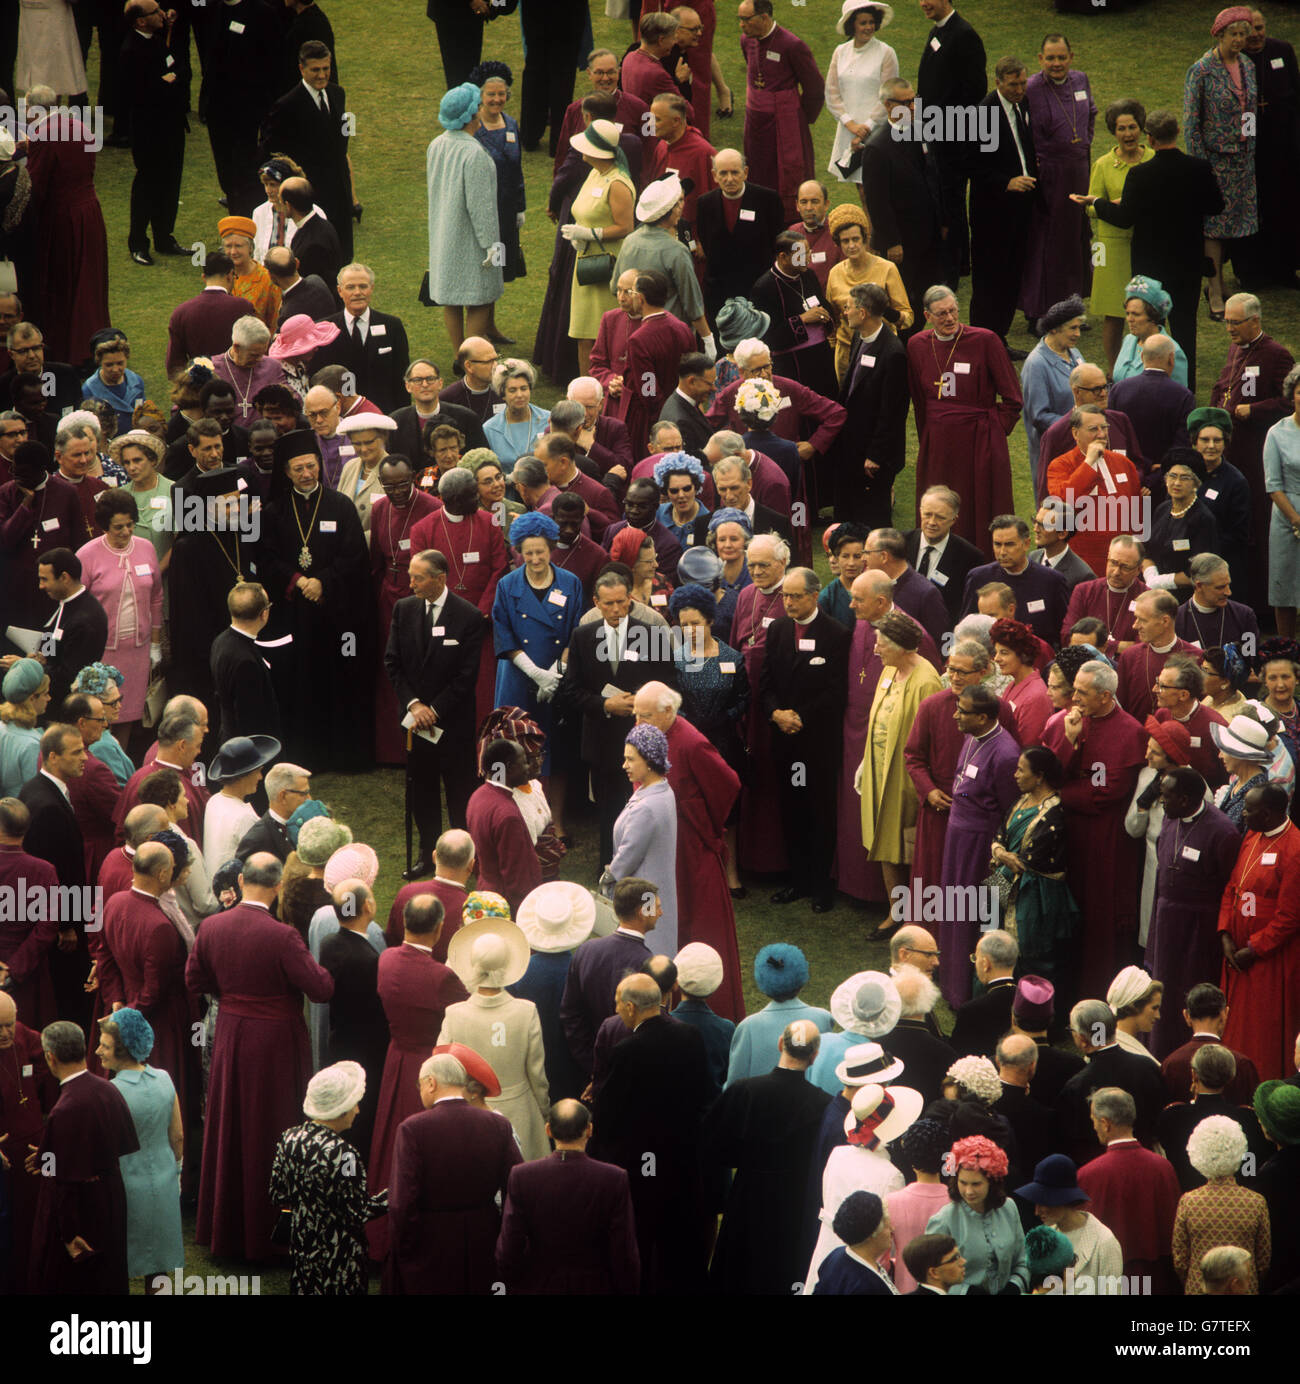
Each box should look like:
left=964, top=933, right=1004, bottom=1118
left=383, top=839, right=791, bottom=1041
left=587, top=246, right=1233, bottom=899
left=292, top=486, right=324, bottom=570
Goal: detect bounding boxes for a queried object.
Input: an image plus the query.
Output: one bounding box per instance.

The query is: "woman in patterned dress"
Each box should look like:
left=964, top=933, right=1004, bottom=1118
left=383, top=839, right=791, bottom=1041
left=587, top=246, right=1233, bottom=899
left=269, top=1062, right=387, bottom=1296
left=1173, top=1115, right=1270, bottom=1294
left=219, top=216, right=281, bottom=331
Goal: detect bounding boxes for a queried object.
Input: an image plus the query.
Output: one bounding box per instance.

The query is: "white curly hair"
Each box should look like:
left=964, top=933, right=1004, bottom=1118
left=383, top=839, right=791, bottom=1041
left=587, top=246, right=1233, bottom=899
left=946, top=1055, right=1002, bottom=1107
left=1187, top=1115, right=1248, bottom=1181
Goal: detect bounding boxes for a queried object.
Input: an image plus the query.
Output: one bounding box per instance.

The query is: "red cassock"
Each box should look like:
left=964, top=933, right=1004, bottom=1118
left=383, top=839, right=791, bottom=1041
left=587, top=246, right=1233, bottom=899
left=731, top=582, right=788, bottom=873
left=0, top=843, right=58, bottom=1030
left=370, top=491, right=442, bottom=764
left=1076, top=1139, right=1181, bottom=1291
left=1218, top=821, right=1300, bottom=1081
left=409, top=507, right=508, bottom=730
left=1041, top=703, right=1147, bottom=995
left=907, top=327, right=1022, bottom=559
left=66, top=749, right=120, bottom=882
left=1045, top=447, right=1145, bottom=578
left=665, top=716, right=744, bottom=1022
left=1060, top=576, right=1148, bottom=652
left=740, top=23, right=824, bottom=219
left=384, top=1097, right=522, bottom=1295
left=706, top=376, right=846, bottom=462
left=1116, top=637, right=1202, bottom=722
left=643, top=0, right=718, bottom=140
left=0, top=1019, right=57, bottom=1292
left=624, top=312, right=699, bottom=460
left=95, top=888, right=194, bottom=1117
left=386, top=877, right=468, bottom=956
left=660, top=126, right=717, bottom=229
left=97, top=847, right=134, bottom=900
left=114, top=757, right=210, bottom=845
left=590, top=308, right=636, bottom=421
left=465, top=783, right=543, bottom=918
left=786, top=218, right=843, bottom=294
left=367, top=943, right=469, bottom=1260
left=184, top=901, right=333, bottom=1261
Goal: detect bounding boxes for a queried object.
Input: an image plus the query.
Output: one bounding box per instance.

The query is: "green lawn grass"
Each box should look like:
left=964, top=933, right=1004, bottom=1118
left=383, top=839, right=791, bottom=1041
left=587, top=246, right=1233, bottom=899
left=96, top=0, right=1299, bottom=1289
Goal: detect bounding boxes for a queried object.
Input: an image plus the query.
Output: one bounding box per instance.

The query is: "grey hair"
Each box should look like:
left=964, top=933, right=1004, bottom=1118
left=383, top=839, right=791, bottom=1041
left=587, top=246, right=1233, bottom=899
left=618, top=973, right=662, bottom=1012
left=1070, top=998, right=1117, bottom=1041
left=787, top=566, right=820, bottom=596
left=1188, top=552, right=1229, bottom=583
left=951, top=637, right=991, bottom=670
left=232, top=316, right=272, bottom=347
left=1140, top=334, right=1175, bottom=363
left=336, top=261, right=375, bottom=286
left=976, top=930, right=1019, bottom=969
left=1191, top=1042, right=1237, bottom=1090
left=510, top=456, right=548, bottom=490
left=55, top=418, right=100, bottom=449
left=639, top=10, right=678, bottom=41
left=880, top=76, right=913, bottom=101
left=548, top=399, right=585, bottom=434
left=920, top=484, right=961, bottom=514
left=567, top=375, right=603, bottom=402
left=1089, top=1086, right=1136, bottom=1127
left=265, top=762, right=309, bottom=798
left=953, top=613, right=995, bottom=649
left=418, top=1052, right=468, bottom=1085
left=849, top=282, right=892, bottom=316
left=710, top=430, right=747, bottom=459
left=41, top=1019, right=86, bottom=1064
left=1068, top=403, right=1106, bottom=428
left=123, top=803, right=169, bottom=847
left=1068, top=363, right=1103, bottom=388
left=995, top=1033, right=1038, bottom=1072
left=859, top=569, right=895, bottom=600
left=332, top=879, right=373, bottom=920
left=1162, top=654, right=1204, bottom=698
left=892, top=963, right=940, bottom=1017
left=241, top=854, right=284, bottom=888
left=1200, top=1246, right=1252, bottom=1288
left=595, top=569, right=631, bottom=595
left=732, top=338, right=771, bottom=370
left=1077, top=660, right=1118, bottom=696
left=747, top=532, right=790, bottom=565
left=491, top=357, right=536, bottom=394
left=158, top=709, right=201, bottom=746
left=1225, top=291, right=1260, bottom=321
left=1283, top=364, right=1300, bottom=400
left=438, top=467, right=478, bottom=504
left=639, top=680, right=681, bottom=714
left=922, top=284, right=956, bottom=311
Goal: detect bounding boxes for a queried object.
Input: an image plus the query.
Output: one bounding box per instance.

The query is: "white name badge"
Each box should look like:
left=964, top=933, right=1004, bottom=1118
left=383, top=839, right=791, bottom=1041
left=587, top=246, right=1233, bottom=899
left=1181, top=845, right=1201, bottom=861
left=762, top=616, right=774, bottom=627
left=1115, top=472, right=1130, bottom=485
left=1009, top=700, right=1017, bottom=711
left=370, top=324, right=387, bottom=337
left=229, top=19, right=245, bottom=32
left=932, top=571, right=949, bottom=586
left=1245, top=365, right=1260, bottom=376
left=804, top=296, right=820, bottom=309
left=339, top=444, right=355, bottom=456
left=151, top=497, right=167, bottom=508
left=51, top=628, right=63, bottom=641
left=1205, top=488, right=1219, bottom=500
left=22, top=1063, right=32, bottom=1076
left=766, top=49, right=781, bottom=62
left=399, top=539, right=411, bottom=550
left=720, top=662, right=736, bottom=673
left=624, top=648, right=640, bottom=661
left=651, top=593, right=667, bottom=606
left=1128, top=600, right=1137, bottom=612
left=464, top=551, right=480, bottom=562
left=1262, top=852, right=1278, bottom=865
left=592, top=183, right=606, bottom=199
left=1113, top=448, right=1127, bottom=455
left=811, top=251, right=826, bottom=263
left=1172, top=538, right=1190, bottom=551
left=1074, top=90, right=1087, bottom=101
left=954, top=362, right=970, bottom=374
left=965, top=763, right=979, bottom=778
left=320, top=520, right=337, bottom=532
left=506, top=130, right=517, bottom=142
left=431, top=626, right=445, bottom=636
left=492, top=403, right=506, bottom=414
left=1027, top=599, right=1045, bottom=613
left=42, top=518, right=59, bottom=530
left=165, top=54, right=174, bottom=68
left=134, top=563, right=151, bottom=576
left=421, top=476, right=434, bottom=487
left=860, top=355, right=876, bottom=367
left=547, top=590, right=567, bottom=606
left=798, top=638, right=815, bottom=651
left=1190, top=736, right=1202, bottom=747
left=1273, top=57, right=1285, bottom=68
left=739, top=209, right=756, bottom=221
left=930, top=36, right=940, bottom=50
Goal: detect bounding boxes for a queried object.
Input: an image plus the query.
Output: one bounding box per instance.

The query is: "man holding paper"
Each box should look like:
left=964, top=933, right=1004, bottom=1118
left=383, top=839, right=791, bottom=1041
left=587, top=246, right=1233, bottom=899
left=384, top=548, right=486, bottom=881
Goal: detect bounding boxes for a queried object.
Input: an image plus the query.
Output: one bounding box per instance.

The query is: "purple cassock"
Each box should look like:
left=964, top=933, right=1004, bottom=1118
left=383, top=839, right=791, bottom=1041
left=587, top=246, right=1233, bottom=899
left=0, top=842, right=58, bottom=1028
left=0, top=474, right=85, bottom=628
left=385, top=877, right=468, bottom=958
left=1021, top=70, right=1096, bottom=318
left=97, top=845, right=134, bottom=901
left=836, top=615, right=941, bottom=903
left=67, top=751, right=120, bottom=883
left=559, top=930, right=651, bottom=1081
left=939, top=725, right=1022, bottom=1003
left=1147, top=803, right=1240, bottom=1059
left=0, top=1020, right=56, bottom=1292
left=366, top=942, right=468, bottom=1260
left=496, top=1149, right=641, bottom=1295
left=29, top=1069, right=138, bottom=1294
left=1060, top=576, right=1147, bottom=651
left=1042, top=704, right=1147, bottom=996
left=960, top=561, right=1069, bottom=648
left=185, top=900, right=333, bottom=1261
left=731, top=582, right=789, bottom=873
left=740, top=23, right=825, bottom=219
left=384, top=1097, right=522, bottom=1295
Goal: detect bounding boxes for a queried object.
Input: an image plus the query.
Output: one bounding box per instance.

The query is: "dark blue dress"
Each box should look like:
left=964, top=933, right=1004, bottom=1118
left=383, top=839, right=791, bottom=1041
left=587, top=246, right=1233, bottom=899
left=476, top=115, right=527, bottom=281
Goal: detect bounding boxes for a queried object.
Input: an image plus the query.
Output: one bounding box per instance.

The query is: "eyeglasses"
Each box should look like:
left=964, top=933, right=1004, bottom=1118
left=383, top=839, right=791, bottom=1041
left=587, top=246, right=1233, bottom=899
left=305, top=407, right=336, bottom=420
left=467, top=355, right=499, bottom=366
left=408, top=374, right=439, bottom=385
left=82, top=715, right=107, bottom=724
left=1076, top=384, right=1108, bottom=395
left=937, top=1251, right=963, bottom=1267
left=903, top=946, right=940, bottom=959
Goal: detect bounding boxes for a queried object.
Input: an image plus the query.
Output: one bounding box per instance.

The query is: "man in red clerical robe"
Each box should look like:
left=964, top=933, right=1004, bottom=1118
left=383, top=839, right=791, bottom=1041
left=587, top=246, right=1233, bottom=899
left=906, top=292, right=1021, bottom=559
left=367, top=896, right=468, bottom=1261
left=27, top=1021, right=138, bottom=1294
left=643, top=0, right=719, bottom=140
left=706, top=372, right=847, bottom=477
left=369, top=459, right=440, bottom=764
left=0, top=810, right=59, bottom=1031
left=185, top=855, right=332, bottom=1261
left=0, top=991, right=58, bottom=1293
left=633, top=685, right=744, bottom=1023
left=113, top=710, right=210, bottom=844
left=739, top=6, right=825, bottom=220
left=384, top=1053, right=521, bottom=1295
left=410, top=473, right=508, bottom=729
left=788, top=181, right=843, bottom=295
left=624, top=295, right=698, bottom=461
left=1060, top=560, right=1148, bottom=655
left=1042, top=662, right=1146, bottom=997
left=1218, top=783, right=1300, bottom=1082
left=589, top=296, right=639, bottom=423
left=0, top=460, right=85, bottom=630
left=385, top=831, right=473, bottom=955
left=1046, top=407, right=1146, bottom=578
left=1115, top=591, right=1202, bottom=722
left=649, top=90, right=717, bottom=233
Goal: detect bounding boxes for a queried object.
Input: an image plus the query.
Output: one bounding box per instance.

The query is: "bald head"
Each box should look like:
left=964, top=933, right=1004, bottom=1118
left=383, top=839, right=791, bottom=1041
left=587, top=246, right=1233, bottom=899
left=616, top=974, right=663, bottom=1019
left=124, top=803, right=170, bottom=848
left=1069, top=362, right=1106, bottom=399
left=891, top=925, right=939, bottom=977
left=132, top=839, right=174, bottom=891
left=996, top=1031, right=1039, bottom=1085
left=1140, top=334, right=1175, bottom=370
left=0, top=988, right=16, bottom=1031
left=779, top=1018, right=821, bottom=1068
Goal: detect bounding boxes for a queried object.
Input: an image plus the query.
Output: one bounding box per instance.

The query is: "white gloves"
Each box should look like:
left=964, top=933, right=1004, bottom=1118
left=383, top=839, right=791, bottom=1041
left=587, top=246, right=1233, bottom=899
left=149, top=644, right=163, bottom=668
left=561, top=223, right=597, bottom=245
left=513, top=651, right=561, bottom=702
left=515, top=211, right=526, bottom=229
left=701, top=332, right=718, bottom=363
left=853, top=761, right=863, bottom=796
left=1142, top=565, right=1177, bottom=591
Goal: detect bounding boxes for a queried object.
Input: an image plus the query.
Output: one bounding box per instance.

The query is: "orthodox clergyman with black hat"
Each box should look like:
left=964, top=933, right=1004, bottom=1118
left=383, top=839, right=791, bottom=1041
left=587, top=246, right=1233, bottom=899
left=262, top=429, right=370, bottom=771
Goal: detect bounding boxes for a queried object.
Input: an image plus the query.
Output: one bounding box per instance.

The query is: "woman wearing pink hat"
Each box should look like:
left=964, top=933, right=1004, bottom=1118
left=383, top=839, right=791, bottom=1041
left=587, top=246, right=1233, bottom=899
left=269, top=314, right=342, bottom=398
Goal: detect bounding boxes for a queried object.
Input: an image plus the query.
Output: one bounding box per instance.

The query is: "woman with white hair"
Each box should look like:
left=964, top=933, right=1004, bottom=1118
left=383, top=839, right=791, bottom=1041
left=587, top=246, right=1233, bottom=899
left=438, top=921, right=549, bottom=1160
left=213, top=316, right=286, bottom=429
left=482, top=359, right=550, bottom=463
left=1172, top=1115, right=1270, bottom=1294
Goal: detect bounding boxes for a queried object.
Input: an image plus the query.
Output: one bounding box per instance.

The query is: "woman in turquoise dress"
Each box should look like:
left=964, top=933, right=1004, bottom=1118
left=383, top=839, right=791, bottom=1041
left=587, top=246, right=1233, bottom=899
left=0, top=658, right=48, bottom=797
left=71, top=661, right=134, bottom=785
left=96, top=1008, right=183, bottom=1292
left=989, top=746, right=1079, bottom=990
left=482, top=359, right=550, bottom=464
left=1112, top=275, right=1189, bottom=386
left=1263, top=366, right=1300, bottom=637
left=471, top=60, right=526, bottom=348
left=926, top=1136, right=1028, bottom=1295
left=1085, top=99, right=1153, bottom=371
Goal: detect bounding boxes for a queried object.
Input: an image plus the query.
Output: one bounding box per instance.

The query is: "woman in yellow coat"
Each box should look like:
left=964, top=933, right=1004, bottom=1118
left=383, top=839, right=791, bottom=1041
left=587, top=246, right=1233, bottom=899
left=859, top=611, right=943, bottom=900
left=825, top=202, right=912, bottom=383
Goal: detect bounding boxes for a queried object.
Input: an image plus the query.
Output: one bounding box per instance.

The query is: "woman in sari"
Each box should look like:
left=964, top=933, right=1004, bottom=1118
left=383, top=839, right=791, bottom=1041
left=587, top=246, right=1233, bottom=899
left=989, top=745, right=1078, bottom=988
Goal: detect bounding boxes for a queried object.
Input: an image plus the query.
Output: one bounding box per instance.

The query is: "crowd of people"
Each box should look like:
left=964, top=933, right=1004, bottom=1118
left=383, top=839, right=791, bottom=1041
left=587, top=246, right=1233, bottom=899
left=0, top=0, right=1299, bottom=1300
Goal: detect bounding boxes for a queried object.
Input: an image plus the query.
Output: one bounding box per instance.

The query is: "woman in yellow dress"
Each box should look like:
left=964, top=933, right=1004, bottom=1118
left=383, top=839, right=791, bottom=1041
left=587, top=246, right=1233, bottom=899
left=825, top=202, right=912, bottom=383
left=563, top=118, right=635, bottom=375
left=219, top=215, right=281, bottom=331
left=1082, top=99, right=1153, bottom=372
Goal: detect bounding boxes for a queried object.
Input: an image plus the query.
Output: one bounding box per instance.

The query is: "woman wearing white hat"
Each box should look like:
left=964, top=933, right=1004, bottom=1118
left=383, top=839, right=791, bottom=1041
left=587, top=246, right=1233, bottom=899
left=825, top=3, right=898, bottom=192
left=1210, top=712, right=1276, bottom=830
left=1107, top=966, right=1162, bottom=1066
left=807, top=971, right=902, bottom=1095
left=334, top=412, right=400, bottom=540
left=438, top=920, right=550, bottom=1159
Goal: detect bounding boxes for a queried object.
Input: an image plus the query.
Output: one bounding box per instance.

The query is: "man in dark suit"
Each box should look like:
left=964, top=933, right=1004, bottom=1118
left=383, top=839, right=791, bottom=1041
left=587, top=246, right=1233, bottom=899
left=836, top=283, right=909, bottom=526
left=281, top=0, right=337, bottom=92
left=37, top=550, right=108, bottom=709
left=261, top=42, right=355, bottom=260
left=760, top=568, right=851, bottom=912
left=959, top=515, right=1069, bottom=648
left=594, top=971, right=715, bottom=1294
left=710, top=451, right=793, bottom=544
left=559, top=571, right=679, bottom=867
left=881, top=965, right=956, bottom=1106
left=654, top=352, right=716, bottom=459
left=1155, top=1042, right=1270, bottom=1192
left=859, top=77, right=946, bottom=330
left=993, top=1033, right=1059, bottom=1176
left=1030, top=500, right=1096, bottom=594
left=310, top=264, right=410, bottom=414
left=496, top=1097, right=641, bottom=1294
left=695, top=149, right=785, bottom=321
left=203, top=0, right=281, bottom=216
left=1084, top=110, right=1223, bottom=389
left=428, top=0, right=490, bottom=90
left=623, top=271, right=698, bottom=459
left=0, top=327, right=80, bottom=416
left=209, top=581, right=281, bottom=744
left=265, top=246, right=337, bottom=327
left=968, top=59, right=1038, bottom=355
left=866, top=527, right=951, bottom=647
left=1107, top=336, right=1195, bottom=471
left=276, top=178, right=344, bottom=289
left=384, top=548, right=486, bottom=879
left=1007, top=975, right=1084, bottom=1109
left=949, top=930, right=1019, bottom=1059
left=118, top=0, right=189, bottom=266
left=235, top=762, right=312, bottom=862
left=904, top=484, right=985, bottom=629
left=164, top=255, right=257, bottom=376
left=903, top=1233, right=967, bottom=1295
left=391, top=358, right=487, bottom=462
left=1160, top=981, right=1261, bottom=1108
left=916, top=0, right=986, bottom=282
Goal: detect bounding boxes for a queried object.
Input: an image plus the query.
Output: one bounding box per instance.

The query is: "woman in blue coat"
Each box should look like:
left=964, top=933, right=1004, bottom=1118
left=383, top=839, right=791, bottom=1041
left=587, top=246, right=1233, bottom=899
left=492, top=512, right=584, bottom=776
left=1020, top=296, right=1085, bottom=494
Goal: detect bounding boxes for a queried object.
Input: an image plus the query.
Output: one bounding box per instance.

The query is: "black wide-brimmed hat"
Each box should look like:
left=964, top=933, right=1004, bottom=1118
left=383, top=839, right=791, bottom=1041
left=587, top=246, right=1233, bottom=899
left=208, top=734, right=281, bottom=783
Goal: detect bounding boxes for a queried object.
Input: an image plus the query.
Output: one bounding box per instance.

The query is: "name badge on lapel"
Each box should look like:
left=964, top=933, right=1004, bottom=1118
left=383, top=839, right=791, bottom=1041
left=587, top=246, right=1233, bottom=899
left=798, top=638, right=815, bottom=651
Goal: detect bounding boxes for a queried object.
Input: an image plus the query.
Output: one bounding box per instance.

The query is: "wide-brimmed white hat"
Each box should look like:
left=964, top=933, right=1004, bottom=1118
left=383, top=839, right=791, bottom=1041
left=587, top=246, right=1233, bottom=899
left=516, top=882, right=597, bottom=954
left=831, top=970, right=901, bottom=1038
left=844, top=1082, right=923, bottom=1144
left=303, top=1060, right=366, bottom=1121
left=675, top=942, right=724, bottom=997
left=834, top=1040, right=905, bottom=1087
left=335, top=411, right=396, bottom=434
left=636, top=172, right=688, bottom=224
left=1210, top=714, right=1273, bottom=764
left=840, top=0, right=894, bottom=33
left=447, top=917, right=531, bottom=988
left=569, top=118, right=623, bottom=160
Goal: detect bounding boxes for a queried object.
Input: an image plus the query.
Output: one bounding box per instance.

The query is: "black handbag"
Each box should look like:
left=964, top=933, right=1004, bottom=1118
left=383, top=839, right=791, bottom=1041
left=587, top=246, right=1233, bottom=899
left=574, top=251, right=614, bottom=287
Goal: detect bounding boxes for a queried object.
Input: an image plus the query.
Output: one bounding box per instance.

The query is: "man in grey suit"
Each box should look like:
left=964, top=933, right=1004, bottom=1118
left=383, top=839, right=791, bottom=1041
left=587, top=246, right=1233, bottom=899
left=1028, top=499, right=1095, bottom=595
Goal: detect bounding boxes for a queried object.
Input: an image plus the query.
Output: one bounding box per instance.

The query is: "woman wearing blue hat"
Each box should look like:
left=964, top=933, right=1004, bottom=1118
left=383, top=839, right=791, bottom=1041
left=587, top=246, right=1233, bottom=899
left=0, top=659, right=50, bottom=797
left=1111, top=276, right=1190, bottom=386
left=1018, top=1153, right=1123, bottom=1289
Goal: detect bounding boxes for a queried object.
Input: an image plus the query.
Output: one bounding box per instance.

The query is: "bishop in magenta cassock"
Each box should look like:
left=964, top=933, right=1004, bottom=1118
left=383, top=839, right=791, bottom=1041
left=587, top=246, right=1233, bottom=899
left=0, top=836, right=58, bottom=1030
left=589, top=304, right=638, bottom=423
left=906, top=314, right=1022, bottom=559
left=185, top=878, right=333, bottom=1261
left=1217, top=786, right=1300, bottom=1082
left=369, top=464, right=441, bottom=764
left=465, top=779, right=544, bottom=918
left=731, top=570, right=788, bottom=874
left=0, top=994, right=58, bottom=1293
left=1061, top=571, right=1147, bottom=653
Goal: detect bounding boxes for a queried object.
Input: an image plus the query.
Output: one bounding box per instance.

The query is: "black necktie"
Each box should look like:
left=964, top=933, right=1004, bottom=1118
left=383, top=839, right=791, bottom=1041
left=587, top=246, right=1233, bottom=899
left=918, top=545, right=934, bottom=578
left=1013, top=104, right=1030, bottom=172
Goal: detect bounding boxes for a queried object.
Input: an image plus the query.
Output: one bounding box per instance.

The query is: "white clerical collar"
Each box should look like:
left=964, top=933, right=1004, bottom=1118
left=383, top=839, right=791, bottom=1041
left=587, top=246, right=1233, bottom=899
left=640, top=309, right=667, bottom=322
left=58, top=585, right=86, bottom=606
left=614, top=925, right=645, bottom=940
left=1000, top=560, right=1028, bottom=576
left=1150, top=637, right=1176, bottom=654
left=933, top=329, right=958, bottom=342
left=130, top=885, right=159, bottom=900
left=1264, top=820, right=1289, bottom=837
left=1192, top=1031, right=1222, bottom=1040
left=295, top=485, right=320, bottom=499
left=1184, top=802, right=1206, bottom=823
left=268, top=809, right=289, bottom=825
left=917, top=1283, right=946, bottom=1294
left=405, top=941, right=433, bottom=953
left=935, top=7, right=955, bottom=25
left=861, top=324, right=884, bottom=345
left=443, top=509, right=464, bottom=523
left=433, top=875, right=463, bottom=888
left=721, top=187, right=746, bottom=200
left=433, top=1094, right=465, bottom=1104
left=972, top=724, right=1001, bottom=742
left=60, top=1068, right=90, bottom=1085
left=1192, top=599, right=1216, bottom=613
left=794, top=611, right=817, bottom=626
left=40, top=769, right=70, bottom=800
left=758, top=580, right=782, bottom=595
left=756, top=19, right=777, bottom=38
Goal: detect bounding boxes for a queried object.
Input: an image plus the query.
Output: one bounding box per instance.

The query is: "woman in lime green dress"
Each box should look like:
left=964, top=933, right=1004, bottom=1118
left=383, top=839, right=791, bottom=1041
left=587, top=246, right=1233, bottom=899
left=563, top=118, right=635, bottom=375
left=1085, top=98, right=1154, bottom=372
